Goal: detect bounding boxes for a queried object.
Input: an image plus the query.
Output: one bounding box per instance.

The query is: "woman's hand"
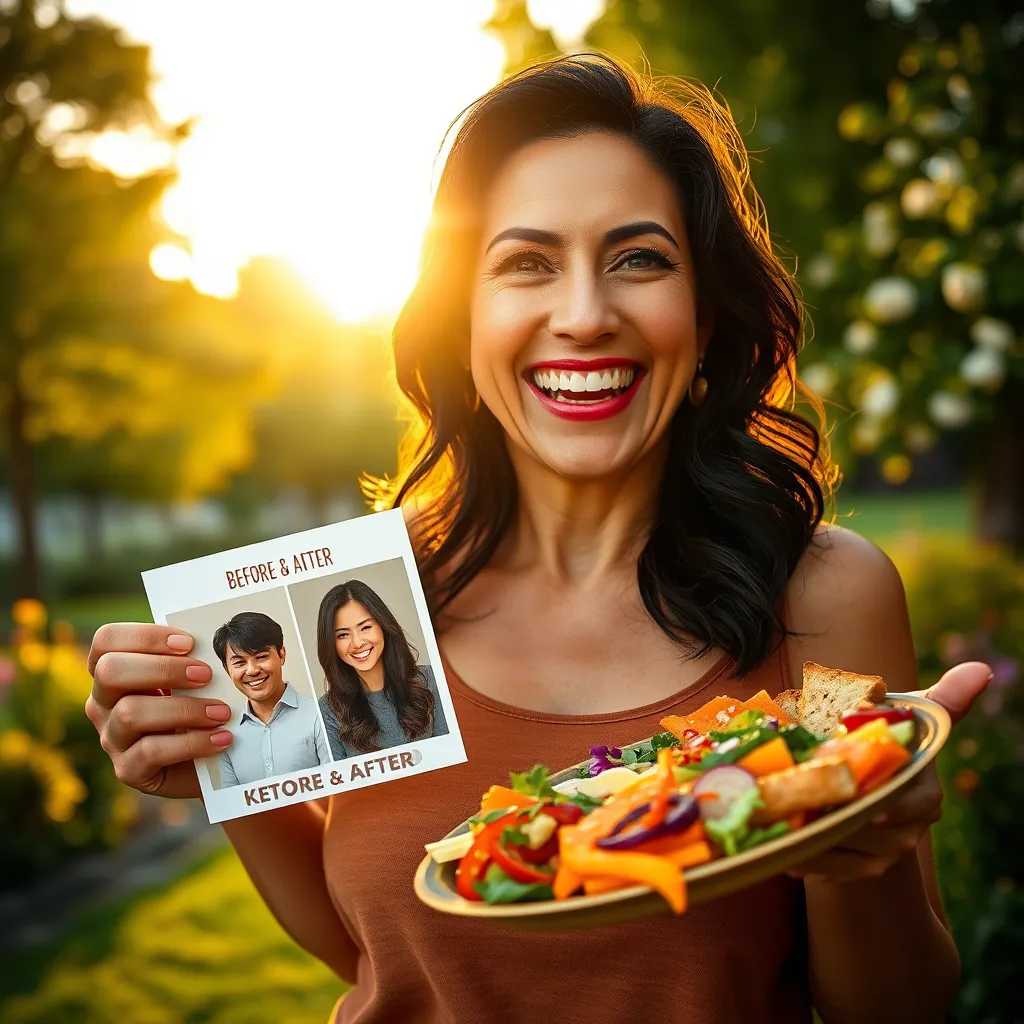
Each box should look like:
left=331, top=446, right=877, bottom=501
left=85, top=623, right=234, bottom=800
left=788, top=660, right=992, bottom=883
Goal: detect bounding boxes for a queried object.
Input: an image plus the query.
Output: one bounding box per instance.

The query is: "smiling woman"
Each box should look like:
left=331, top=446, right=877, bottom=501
left=85, top=52, right=973, bottom=1024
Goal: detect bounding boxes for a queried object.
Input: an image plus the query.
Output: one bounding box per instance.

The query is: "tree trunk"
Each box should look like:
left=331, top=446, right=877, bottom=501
left=7, top=378, right=41, bottom=598
left=973, top=394, right=1024, bottom=556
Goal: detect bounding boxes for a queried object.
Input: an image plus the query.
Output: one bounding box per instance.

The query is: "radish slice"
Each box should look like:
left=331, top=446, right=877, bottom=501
left=692, top=765, right=757, bottom=821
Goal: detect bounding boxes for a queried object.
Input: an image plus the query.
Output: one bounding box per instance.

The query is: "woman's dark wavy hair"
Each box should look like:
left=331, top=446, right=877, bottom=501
left=368, top=53, right=836, bottom=676
left=317, top=580, right=435, bottom=753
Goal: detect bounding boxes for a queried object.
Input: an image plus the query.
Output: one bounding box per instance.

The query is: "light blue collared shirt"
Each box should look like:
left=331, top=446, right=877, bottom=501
left=218, top=682, right=331, bottom=788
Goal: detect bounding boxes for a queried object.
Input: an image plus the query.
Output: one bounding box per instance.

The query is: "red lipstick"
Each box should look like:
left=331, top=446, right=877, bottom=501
left=523, top=360, right=646, bottom=422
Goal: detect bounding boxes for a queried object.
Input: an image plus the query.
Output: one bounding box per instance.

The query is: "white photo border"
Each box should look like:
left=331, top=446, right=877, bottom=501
left=142, top=509, right=467, bottom=823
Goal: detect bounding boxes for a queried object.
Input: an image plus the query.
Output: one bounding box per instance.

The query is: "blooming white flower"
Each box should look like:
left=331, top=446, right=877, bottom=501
left=843, top=320, right=879, bottom=354
left=941, top=262, right=987, bottom=311
left=800, top=363, right=838, bottom=398
left=864, top=277, right=917, bottom=323
left=863, top=202, right=898, bottom=257
left=883, top=137, right=920, bottom=167
left=960, top=347, right=1006, bottom=388
left=969, top=317, right=1014, bottom=351
left=860, top=375, right=900, bottom=418
left=805, top=252, right=838, bottom=289
left=928, top=391, right=973, bottom=429
left=922, top=149, right=965, bottom=186
left=901, top=178, right=940, bottom=218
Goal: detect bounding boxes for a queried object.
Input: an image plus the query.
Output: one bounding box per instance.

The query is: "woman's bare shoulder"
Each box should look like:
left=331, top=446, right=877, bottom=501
left=783, top=523, right=917, bottom=684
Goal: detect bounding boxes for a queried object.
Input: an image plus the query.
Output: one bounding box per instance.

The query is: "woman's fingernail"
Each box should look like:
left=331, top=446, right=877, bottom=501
left=167, top=634, right=193, bottom=652
left=210, top=730, right=233, bottom=746
left=185, top=664, right=211, bottom=682
left=206, top=704, right=232, bottom=722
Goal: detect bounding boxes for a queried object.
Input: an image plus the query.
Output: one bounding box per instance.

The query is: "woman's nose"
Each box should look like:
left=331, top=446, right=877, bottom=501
left=547, top=266, right=620, bottom=345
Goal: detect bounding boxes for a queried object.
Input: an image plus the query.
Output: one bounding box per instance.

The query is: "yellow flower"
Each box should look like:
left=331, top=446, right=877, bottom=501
left=11, top=598, right=47, bottom=632
left=18, top=641, right=49, bottom=674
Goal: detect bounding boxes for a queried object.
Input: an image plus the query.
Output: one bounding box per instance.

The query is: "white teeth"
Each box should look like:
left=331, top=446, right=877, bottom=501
left=621, top=368, right=634, bottom=387
left=601, top=371, right=613, bottom=389
left=611, top=368, right=621, bottom=388
left=555, top=393, right=565, bottom=402
left=585, top=371, right=602, bottom=392
left=532, top=365, right=637, bottom=397
left=569, top=372, right=587, bottom=393
left=558, top=371, right=570, bottom=390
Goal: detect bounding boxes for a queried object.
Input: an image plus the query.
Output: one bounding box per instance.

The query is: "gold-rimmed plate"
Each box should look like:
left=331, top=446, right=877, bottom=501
left=414, top=692, right=950, bottom=930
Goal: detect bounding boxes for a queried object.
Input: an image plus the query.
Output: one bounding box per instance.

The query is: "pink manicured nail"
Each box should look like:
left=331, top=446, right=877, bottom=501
left=210, top=730, right=233, bottom=746
left=167, top=634, right=192, bottom=651
left=206, top=704, right=231, bottom=722
left=185, top=664, right=211, bottom=682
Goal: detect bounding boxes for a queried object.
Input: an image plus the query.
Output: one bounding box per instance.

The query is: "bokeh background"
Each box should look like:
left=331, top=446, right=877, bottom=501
left=1, top=0, right=1021, bottom=1021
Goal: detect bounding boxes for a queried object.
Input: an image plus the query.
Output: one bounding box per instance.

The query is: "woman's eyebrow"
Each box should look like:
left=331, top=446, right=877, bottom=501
left=484, top=220, right=678, bottom=254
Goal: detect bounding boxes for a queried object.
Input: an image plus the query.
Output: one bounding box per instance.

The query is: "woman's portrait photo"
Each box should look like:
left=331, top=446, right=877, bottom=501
left=313, top=579, right=449, bottom=760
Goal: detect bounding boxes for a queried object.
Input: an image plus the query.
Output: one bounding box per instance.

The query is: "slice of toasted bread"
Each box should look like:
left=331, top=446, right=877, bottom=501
left=799, top=661, right=887, bottom=736
left=774, top=689, right=801, bottom=723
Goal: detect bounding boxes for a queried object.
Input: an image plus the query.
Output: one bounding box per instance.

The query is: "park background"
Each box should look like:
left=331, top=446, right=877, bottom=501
left=0, top=0, right=1021, bottom=1021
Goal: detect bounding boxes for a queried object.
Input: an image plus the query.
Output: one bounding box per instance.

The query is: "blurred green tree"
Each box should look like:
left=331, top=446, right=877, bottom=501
left=798, top=10, right=1024, bottom=551
left=586, top=0, right=911, bottom=284
left=485, top=0, right=559, bottom=75
left=0, top=1, right=261, bottom=596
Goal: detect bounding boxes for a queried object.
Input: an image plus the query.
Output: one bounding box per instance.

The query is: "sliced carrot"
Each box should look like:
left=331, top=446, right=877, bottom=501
left=661, top=696, right=749, bottom=738
left=744, top=689, right=795, bottom=725
left=636, top=748, right=675, bottom=830
left=737, top=736, right=795, bottom=777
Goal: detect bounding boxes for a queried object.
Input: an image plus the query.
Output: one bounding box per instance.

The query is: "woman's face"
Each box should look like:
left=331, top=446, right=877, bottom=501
left=470, top=131, right=712, bottom=480
left=333, top=600, right=385, bottom=674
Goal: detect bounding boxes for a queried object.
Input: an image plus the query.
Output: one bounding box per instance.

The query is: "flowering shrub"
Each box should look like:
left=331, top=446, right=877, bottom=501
left=900, top=540, right=1024, bottom=1023
left=0, top=600, right=137, bottom=884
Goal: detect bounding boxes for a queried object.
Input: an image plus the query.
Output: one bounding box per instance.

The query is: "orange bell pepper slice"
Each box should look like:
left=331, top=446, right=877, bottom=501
left=581, top=841, right=712, bottom=899
left=478, top=785, right=536, bottom=818
left=737, top=736, right=795, bottom=777
left=843, top=736, right=911, bottom=793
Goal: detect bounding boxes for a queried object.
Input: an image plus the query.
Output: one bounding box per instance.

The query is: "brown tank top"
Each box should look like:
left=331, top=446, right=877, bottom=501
left=323, top=646, right=811, bottom=1024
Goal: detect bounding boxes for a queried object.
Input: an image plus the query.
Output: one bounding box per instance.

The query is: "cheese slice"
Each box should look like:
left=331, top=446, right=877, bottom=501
left=575, top=766, right=648, bottom=799
left=424, top=832, right=474, bottom=863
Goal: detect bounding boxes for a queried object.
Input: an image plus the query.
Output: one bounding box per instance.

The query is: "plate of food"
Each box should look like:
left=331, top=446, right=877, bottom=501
left=413, top=662, right=951, bottom=930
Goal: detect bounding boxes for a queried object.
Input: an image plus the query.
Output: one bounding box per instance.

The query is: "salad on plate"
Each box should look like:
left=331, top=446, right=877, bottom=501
left=424, top=662, right=918, bottom=914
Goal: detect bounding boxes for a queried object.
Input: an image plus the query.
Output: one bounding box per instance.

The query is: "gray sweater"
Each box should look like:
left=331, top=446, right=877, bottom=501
left=318, top=664, right=449, bottom=761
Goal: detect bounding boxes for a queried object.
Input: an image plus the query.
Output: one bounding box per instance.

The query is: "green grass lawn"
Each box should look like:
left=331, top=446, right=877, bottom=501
left=0, top=849, right=346, bottom=1024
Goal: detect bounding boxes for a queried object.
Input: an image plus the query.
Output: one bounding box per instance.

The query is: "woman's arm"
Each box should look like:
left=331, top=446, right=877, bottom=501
left=223, top=799, right=360, bottom=984
left=785, top=526, right=960, bottom=1023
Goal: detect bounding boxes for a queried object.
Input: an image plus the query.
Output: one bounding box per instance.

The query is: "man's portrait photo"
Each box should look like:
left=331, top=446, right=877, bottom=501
left=212, top=611, right=331, bottom=787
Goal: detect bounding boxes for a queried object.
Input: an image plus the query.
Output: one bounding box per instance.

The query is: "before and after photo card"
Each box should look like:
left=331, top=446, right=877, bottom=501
left=142, top=509, right=466, bottom=823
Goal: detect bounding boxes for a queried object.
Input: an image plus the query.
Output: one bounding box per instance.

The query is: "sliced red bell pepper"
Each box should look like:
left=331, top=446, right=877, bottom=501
left=839, top=706, right=913, bottom=732
left=455, top=812, right=517, bottom=901
left=490, top=837, right=556, bottom=883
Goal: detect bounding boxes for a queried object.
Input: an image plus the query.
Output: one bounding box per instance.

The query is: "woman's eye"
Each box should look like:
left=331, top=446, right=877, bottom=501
left=497, top=252, right=549, bottom=275
left=615, top=248, right=675, bottom=272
